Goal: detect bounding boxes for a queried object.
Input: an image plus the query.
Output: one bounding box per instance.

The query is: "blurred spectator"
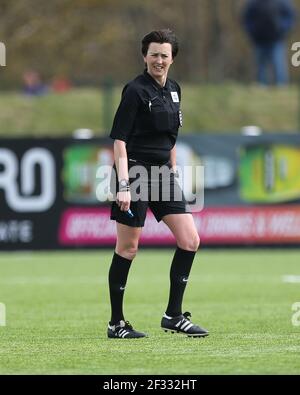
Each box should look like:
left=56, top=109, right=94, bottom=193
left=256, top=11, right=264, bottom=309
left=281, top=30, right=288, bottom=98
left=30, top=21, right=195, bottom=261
left=242, top=0, right=296, bottom=85
left=22, top=70, right=48, bottom=96
left=51, top=76, right=72, bottom=93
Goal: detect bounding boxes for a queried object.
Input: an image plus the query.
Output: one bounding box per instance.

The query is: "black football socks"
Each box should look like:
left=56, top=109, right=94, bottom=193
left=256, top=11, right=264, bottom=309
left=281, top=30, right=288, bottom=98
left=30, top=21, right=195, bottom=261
left=165, top=247, right=197, bottom=317
left=108, top=252, right=132, bottom=325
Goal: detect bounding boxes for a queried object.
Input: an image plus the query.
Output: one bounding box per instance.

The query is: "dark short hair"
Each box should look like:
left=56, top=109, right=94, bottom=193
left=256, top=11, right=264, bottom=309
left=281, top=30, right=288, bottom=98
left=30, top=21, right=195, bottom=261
left=141, top=29, right=179, bottom=58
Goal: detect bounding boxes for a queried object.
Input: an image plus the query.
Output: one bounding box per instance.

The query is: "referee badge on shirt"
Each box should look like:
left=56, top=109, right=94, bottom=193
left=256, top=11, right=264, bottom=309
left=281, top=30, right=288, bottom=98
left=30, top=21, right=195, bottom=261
left=171, top=91, right=179, bottom=102
left=179, top=110, right=183, bottom=127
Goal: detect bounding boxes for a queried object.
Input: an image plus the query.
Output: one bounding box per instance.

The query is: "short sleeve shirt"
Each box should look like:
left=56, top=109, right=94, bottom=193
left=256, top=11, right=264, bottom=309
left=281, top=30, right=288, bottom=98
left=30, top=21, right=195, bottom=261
left=110, top=70, right=182, bottom=164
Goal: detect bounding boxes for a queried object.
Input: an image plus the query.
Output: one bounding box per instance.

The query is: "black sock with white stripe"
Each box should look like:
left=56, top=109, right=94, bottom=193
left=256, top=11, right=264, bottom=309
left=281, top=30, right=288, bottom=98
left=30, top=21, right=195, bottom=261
left=109, top=252, right=132, bottom=326
left=165, top=247, right=197, bottom=317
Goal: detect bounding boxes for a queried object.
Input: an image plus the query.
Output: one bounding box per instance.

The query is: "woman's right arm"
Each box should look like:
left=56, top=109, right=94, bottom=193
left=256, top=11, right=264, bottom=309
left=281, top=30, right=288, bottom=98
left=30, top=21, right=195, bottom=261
left=114, top=139, right=131, bottom=212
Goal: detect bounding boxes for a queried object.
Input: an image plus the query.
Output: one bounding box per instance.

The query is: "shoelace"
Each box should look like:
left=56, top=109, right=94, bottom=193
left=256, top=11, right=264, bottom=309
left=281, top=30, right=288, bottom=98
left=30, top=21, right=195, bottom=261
left=176, top=312, right=193, bottom=328
left=183, top=311, right=192, bottom=321
left=116, top=320, right=133, bottom=334
left=123, top=321, right=133, bottom=330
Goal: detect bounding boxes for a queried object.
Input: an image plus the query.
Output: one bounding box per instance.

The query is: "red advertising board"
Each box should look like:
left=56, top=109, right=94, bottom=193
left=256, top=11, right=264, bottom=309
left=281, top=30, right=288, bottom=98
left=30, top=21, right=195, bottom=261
left=58, top=206, right=300, bottom=246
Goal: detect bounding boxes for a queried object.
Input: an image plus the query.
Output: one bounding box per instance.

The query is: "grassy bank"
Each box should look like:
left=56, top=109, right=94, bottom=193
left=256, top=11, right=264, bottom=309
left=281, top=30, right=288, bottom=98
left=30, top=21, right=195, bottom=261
left=0, top=84, right=299, bottom=137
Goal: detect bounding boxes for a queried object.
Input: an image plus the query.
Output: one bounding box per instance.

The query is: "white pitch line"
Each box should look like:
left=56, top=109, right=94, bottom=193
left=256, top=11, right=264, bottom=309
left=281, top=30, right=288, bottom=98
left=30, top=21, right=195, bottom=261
left=282, top=275, right=300, bottom=283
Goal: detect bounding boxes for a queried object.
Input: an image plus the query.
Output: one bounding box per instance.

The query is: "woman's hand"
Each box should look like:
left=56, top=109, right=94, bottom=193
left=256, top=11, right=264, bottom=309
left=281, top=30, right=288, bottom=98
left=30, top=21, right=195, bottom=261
left=116, top=191, right=131, bottom=212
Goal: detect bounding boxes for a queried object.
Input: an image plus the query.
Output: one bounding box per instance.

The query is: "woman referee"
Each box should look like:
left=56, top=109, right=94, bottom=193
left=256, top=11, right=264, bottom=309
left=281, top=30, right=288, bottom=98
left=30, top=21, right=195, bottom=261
left=107, top=29, right=208, bottom=339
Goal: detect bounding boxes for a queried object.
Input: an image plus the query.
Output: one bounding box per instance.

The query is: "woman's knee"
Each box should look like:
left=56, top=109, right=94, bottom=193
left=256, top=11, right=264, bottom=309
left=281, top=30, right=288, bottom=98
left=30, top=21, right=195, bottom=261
left=177, top=233, right=200, bottom=252
left=116, top=243, right=139, bottom=260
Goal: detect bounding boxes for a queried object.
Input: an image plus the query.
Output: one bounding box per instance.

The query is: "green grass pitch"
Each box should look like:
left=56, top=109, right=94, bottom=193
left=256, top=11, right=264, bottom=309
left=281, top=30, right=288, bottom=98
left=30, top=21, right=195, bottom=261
left=0, top=249, right=300, bottom=375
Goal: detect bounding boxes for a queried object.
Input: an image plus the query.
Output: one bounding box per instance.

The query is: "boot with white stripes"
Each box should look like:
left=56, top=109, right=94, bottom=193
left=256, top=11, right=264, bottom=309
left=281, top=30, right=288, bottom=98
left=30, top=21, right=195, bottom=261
left=161, top=312, right=209, bottom=338
left=107, top=320, right=147, bottom=339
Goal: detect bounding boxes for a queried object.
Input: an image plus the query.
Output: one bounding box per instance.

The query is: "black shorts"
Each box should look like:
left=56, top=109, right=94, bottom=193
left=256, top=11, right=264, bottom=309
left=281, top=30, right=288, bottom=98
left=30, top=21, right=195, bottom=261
left=110, top=158, right=190, bottom=227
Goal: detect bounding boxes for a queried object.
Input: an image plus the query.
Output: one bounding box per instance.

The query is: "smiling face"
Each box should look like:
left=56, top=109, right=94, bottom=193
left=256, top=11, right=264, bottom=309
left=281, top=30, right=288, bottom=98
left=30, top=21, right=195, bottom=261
left=143, top=42, right=173, bottom=86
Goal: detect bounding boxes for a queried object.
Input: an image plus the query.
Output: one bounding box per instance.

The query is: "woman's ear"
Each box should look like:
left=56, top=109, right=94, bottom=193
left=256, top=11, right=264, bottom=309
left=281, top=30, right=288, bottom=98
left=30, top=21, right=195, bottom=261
left=143, top=55, right=148, bottom=69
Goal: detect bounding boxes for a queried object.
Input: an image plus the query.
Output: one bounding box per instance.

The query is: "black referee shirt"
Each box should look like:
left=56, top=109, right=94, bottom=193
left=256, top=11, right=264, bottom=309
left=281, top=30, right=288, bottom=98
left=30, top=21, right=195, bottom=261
left=110, top=70, right=182, bottom=164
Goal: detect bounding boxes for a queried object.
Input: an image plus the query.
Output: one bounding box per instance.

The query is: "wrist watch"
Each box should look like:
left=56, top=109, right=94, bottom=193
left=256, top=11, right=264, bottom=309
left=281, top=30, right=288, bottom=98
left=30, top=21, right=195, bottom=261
left=119, top=179, right=130, bottom=191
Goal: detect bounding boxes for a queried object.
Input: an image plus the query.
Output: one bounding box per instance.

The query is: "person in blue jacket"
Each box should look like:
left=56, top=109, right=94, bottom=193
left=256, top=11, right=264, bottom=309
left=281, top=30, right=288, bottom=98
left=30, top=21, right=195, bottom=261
left=242, top=0, right=296, bottom=85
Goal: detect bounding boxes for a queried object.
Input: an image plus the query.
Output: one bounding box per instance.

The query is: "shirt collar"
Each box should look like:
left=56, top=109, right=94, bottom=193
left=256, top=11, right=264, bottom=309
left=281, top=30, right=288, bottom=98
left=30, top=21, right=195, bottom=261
left=143, top=69, right=170, bottom=91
